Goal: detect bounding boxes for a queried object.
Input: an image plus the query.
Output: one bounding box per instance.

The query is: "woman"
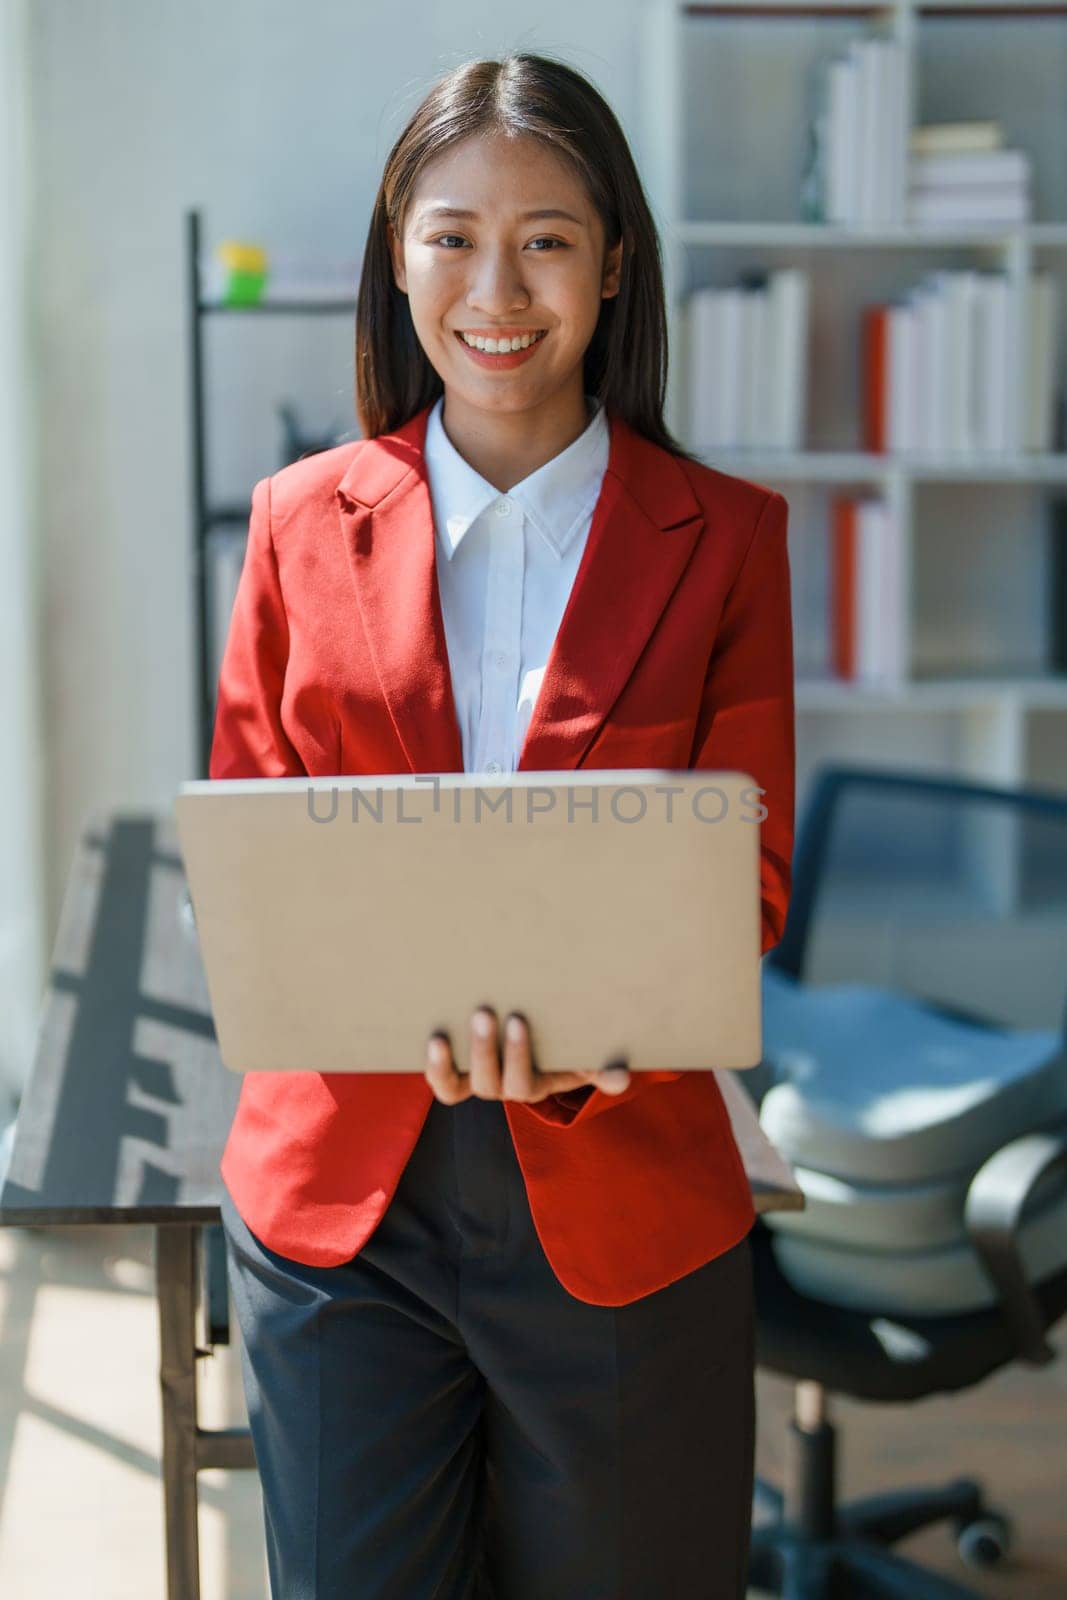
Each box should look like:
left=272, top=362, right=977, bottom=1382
left=214, top=50, right=795, bottom=1600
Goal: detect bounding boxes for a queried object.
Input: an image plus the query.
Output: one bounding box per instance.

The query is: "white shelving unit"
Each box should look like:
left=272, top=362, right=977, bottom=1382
left=639, top=0, right=1067, bottom=803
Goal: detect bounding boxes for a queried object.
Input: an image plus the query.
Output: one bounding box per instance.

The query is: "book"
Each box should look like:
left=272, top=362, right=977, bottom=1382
left=910, top=149, right=1030, bottom=188
left=686, top=271, right=811, bottom=452
left=1025, top=273, right=1059, bottom=452
left=907, top=184, right=1030, bottom=226
left=910, top=121, right=1003, bottom=156
left=1050, top=499, right=1067, bottom=674
left=861, top=304, right=890, bottom=452
left=830, top=495, right=902, bottom=683
left=817, top=38, right=903, bottom=226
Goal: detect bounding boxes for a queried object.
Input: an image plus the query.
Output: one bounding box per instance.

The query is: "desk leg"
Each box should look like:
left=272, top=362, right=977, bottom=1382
left=156, top=1223, right=202, bottom=1600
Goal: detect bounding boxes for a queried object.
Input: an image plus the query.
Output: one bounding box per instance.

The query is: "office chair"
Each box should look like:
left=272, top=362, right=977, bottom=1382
left=746, top=764, right=1067, bottom=1600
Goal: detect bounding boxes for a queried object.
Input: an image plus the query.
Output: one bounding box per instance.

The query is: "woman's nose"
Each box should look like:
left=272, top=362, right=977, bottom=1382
left=466, top=252, right=530, bottom=315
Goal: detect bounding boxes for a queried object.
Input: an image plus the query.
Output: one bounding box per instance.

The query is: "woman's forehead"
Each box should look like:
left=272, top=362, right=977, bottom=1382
left=409, top=132, right=590, bottom=215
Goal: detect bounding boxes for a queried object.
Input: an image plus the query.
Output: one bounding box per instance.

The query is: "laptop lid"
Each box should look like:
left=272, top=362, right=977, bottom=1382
left=174, top=769, right=763, bottom=1074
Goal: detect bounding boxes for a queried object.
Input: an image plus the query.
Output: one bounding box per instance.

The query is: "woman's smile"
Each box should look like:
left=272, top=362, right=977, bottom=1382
left=453, top=326, right=549, bottom=369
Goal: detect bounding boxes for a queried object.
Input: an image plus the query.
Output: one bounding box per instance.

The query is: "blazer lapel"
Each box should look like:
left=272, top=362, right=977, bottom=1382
left=517, top=420, right=704, bottom=771
left=336, top=411, right=465, bottom=774
left=335, top=402, right=705, bottom=776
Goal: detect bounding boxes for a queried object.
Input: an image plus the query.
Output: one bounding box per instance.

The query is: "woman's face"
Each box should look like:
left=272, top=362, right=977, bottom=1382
left=387, top=131, right=622, bottom=420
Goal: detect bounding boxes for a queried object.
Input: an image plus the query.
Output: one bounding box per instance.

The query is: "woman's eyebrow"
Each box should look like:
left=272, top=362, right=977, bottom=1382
left=418, top=204, right=585, bottom=226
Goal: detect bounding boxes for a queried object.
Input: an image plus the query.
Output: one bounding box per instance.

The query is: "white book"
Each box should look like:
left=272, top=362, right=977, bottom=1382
left=910, top=121, right=1002, bottom=157
left=687, top=288, right=724, bottom=450
left=766, top=269, right=810, bottom=450
left=927, top=276, right=953, bottom=457
left=688, top=287, right=747, bottom=450
left=826, top=54, right=859, bottom=224
left=940, top=271, right=979, bottom=452
left=973, top=274, right=1011, bottom=453
left=878, top=500, right=904, bottom=685
left=887, top=300, right=917, bottom=452
left=910, top=149, right=1030, bottom=188
left=886, top=42, right=906, bottom=224
left=856, top=499, right=885, bottom=682
left=970, top=273, right=993, bottom=453
left=857, top=499, right=903, bottom=685
left=717, top=289, right=747, bottom=450
left=910, top=285, right=932, bottom=453
left=740, top=287, right=767, bottom=448
left=1025, top=272, right=1059, bottom=452
left=907, top=185, right=1030, bottom=225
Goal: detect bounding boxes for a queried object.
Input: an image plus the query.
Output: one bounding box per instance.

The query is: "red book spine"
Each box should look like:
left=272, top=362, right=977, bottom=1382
left=862, top=305, right=889, bottom=453
left=831, top=496, right=858, bottom=679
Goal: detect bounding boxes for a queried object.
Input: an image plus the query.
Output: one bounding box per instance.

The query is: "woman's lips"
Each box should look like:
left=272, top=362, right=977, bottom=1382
left=453, top=330, right=548, bottom=370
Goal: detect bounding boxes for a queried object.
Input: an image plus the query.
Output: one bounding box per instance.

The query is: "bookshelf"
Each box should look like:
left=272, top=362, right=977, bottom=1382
left=640, top=0, right=1067, bottom=802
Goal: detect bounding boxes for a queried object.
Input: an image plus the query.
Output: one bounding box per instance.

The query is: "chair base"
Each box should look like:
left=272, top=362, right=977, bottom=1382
left=748, top=1417, right=1011, bottom=1598
left=749, top=1523, right=983, bottom=1599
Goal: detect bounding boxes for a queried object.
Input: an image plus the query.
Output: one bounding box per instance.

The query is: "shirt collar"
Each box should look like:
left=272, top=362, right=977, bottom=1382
left=424, top=393, right=609, bottom=562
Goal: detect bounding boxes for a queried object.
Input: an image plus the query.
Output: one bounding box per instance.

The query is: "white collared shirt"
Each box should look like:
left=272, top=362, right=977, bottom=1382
left=423, top=393, right=610, bottom=775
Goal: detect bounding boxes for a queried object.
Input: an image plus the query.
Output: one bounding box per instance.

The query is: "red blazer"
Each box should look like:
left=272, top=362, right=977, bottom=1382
left=210, top=401, right=795, bottom=1306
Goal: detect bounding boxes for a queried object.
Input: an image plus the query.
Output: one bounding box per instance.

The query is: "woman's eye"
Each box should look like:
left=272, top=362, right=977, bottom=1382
left=434, top=234, right=468, bottom=249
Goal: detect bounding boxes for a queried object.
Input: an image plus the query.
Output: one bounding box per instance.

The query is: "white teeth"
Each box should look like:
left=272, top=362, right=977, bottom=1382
left=459, top=330, right=546, bottom=352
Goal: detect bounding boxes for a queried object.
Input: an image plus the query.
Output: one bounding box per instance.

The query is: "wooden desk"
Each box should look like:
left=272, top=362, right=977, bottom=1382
left=0, top=810, right=803, bottom=1599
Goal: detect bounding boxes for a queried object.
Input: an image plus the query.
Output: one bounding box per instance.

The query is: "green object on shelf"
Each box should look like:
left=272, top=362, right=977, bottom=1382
left=221, top=267, right=268, bottom=307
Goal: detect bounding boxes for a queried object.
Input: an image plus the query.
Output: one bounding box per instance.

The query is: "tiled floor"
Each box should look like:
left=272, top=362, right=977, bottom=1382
left=0, top=1221, right=1063, bottom=1598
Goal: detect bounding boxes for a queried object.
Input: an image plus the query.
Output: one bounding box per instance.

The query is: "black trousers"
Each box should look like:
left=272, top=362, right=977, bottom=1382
left=219, top=1094, right=756, bottom=1599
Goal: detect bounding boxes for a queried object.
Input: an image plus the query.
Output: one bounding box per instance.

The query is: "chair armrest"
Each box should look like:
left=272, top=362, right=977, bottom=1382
left=963, top=1111, right=1067, bottom=1367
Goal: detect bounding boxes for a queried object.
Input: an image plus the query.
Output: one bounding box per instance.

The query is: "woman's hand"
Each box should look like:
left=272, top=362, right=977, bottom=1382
left=425, top=1006, right=631, bottom=1106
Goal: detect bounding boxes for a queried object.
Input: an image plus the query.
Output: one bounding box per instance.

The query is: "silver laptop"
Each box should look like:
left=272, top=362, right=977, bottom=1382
left=174, top=769, right=764, bottom=1075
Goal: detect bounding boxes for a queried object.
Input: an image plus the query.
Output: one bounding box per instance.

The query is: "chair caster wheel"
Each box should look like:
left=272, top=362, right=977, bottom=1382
left=956, top=1511, right=1013, bottom=1569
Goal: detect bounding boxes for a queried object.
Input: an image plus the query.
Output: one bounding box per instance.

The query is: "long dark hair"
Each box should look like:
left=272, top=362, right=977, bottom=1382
left=354, top=51, right=701, bottom=464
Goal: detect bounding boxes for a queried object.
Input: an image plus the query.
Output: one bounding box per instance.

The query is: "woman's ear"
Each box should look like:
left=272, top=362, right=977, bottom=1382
left=385, top=219, right=408, bottom=295
left=601, top=233, right=624, bottom=300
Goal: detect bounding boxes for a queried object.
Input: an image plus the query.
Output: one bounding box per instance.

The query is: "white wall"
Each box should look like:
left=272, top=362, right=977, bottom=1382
left=1, top=0, right=45, bottom=1108
left=27, top=1, right=646, bottom=987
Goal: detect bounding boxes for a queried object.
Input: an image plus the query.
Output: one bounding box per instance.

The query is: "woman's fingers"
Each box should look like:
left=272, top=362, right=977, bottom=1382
left=532, top=1062, right=632, bottom=1097
left=426, top=1012, right=632, bottom=1104
left=499, top=1011, right=539, bottom=1102
left=424, top=1032, right=471, bottom=1104
left=500, top=1012, right=631, bottom=1102
left=468, top=1006, right=504, bottom=1098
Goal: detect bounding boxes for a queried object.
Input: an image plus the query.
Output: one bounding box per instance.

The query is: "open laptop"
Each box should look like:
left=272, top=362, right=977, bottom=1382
left=174, top=769, right=764, bottom=1075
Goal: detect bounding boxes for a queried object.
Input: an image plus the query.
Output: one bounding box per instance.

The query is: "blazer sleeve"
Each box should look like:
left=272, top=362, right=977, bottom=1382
left=521, top=487, right=795, bottom=1130
left=208, top=475, right=307, bottom=782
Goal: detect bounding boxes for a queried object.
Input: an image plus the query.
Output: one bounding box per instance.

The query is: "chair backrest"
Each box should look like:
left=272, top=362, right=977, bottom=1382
left=767, top=764, right=1067, bottom=1039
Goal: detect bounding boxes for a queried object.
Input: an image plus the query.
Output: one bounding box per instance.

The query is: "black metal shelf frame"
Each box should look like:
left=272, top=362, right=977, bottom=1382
left=185, top=208, right=357, bottom=775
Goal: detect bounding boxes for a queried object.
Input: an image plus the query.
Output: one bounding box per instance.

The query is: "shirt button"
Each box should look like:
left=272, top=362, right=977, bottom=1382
left=493, top=651, right=511, bottom=670
left=494, top=498, right=512, bottom=517
left=486, top=760, right=503, bottom=774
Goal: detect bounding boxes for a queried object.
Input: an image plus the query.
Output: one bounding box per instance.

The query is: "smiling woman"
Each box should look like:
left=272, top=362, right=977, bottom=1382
left=213, top=47, right=795, bottom=1600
